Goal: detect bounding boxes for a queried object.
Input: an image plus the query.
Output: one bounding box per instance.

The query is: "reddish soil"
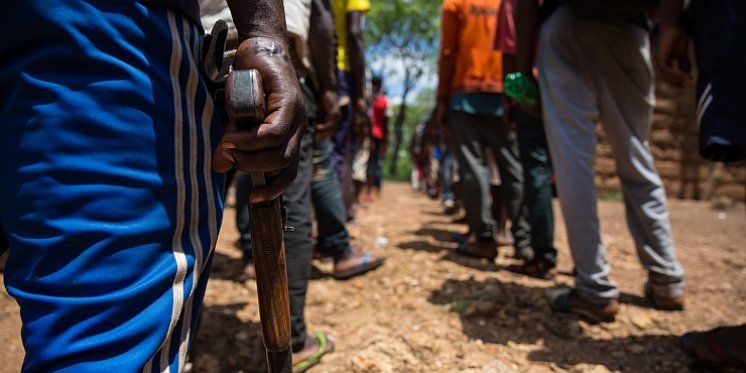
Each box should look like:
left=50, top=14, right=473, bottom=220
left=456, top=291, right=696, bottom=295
left=1, top=182, right=744, bottom=372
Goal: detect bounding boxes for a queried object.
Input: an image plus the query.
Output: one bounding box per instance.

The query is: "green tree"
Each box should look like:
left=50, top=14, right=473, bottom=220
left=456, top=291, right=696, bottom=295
left=366, top=0, right=441, bottom=175
left=384, top=88, right=435, bottom=180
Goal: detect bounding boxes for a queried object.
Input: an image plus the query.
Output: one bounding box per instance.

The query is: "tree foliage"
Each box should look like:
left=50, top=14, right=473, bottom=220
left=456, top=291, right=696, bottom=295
left=366, top=0, right=441, bottom=176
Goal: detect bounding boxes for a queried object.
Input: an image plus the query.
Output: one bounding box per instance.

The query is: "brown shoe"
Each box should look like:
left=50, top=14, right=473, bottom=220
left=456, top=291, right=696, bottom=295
left=548, top=288, right=620, bottom=323
left=455, top=239, right=498, bottom=261
left=506, top=258, right=557, bottom=280
left=645, top=284, right=685, bottom=311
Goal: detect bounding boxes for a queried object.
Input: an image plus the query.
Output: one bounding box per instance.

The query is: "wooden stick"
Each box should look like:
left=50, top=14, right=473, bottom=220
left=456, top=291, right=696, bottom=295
left=226, top=69, right=292, bottom=373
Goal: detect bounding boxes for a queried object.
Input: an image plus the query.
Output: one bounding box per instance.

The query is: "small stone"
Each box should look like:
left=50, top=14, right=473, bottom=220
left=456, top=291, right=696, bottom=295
left=630, top=313, right=653, bottom=329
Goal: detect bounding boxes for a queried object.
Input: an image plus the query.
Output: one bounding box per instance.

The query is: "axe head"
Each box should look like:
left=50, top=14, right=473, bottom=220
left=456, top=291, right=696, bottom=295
left=225, top=69, right=266, bottom=123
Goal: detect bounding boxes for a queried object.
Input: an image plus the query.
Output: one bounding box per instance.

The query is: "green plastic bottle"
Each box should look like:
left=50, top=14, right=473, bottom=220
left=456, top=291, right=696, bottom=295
left=504, top=72, right=539, bottom=108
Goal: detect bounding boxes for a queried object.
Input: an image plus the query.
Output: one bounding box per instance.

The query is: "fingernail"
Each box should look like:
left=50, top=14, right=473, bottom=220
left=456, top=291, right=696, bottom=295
left=223, top=142, right=237, bottom=150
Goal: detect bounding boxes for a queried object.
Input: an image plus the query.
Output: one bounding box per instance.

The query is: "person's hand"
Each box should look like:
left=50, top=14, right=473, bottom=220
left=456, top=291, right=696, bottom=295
left=502, top=94, right=514, bottom=127
left=355, top=97, right=367, bottom=115
left=656, top=24, right=692, bottom=86
left=433, top=98, right=450, bottom=130
left=212, top=37, right=306, bottom=203
left=315, top=89, right=340, bottom=140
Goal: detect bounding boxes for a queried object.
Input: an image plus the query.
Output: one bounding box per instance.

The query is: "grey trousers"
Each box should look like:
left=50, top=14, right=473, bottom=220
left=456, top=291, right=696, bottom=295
left=537, top=6, right=685, bottom=303
left=450, top=110, right=531, bottom=252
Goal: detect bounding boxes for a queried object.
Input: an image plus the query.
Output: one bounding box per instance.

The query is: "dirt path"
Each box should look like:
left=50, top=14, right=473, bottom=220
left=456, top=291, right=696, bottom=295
left=1, top=181, right=744, bottom=372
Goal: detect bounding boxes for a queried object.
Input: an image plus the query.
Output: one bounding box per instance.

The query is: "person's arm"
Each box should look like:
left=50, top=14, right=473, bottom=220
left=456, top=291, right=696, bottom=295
left=434, top=0, right=459, bottom=129
left=309, top=0, right=341, bottom=139
left=347, top=10, right=367, bottom=114
left=655, top=0, right=691, bottom=85
left=515, top=0, right=538, bottom=78
left=213, top=0, right=306, bottom=202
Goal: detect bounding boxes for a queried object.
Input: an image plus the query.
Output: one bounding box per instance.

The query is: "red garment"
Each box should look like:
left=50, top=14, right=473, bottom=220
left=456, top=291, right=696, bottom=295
left=371, top=93, right=389, bottom=140
left=493, top=0, right=539, bottom=78
left=494, top=0, right=517, bottom=54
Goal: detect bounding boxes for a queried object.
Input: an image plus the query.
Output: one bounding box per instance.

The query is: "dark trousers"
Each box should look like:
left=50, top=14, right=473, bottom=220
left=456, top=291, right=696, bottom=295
left=367, top=137, right=384, bottom=189
left=312, top=138, right=353, bottom=259
left=691, top=0, right=746, bottom=163
left=234, top=81, right=316, bottom=352
left=0, top=222, right=6, bottom=257
left=450, top=110, right=530, bottom=252
left=332, top=70, right=356, bottom=215
left=515, top=107, right=556, bottom=261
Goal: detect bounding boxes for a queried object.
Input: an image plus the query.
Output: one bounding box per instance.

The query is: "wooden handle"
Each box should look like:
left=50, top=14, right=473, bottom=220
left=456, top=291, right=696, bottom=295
left=226, top=67, right=292, bottom=372
left=248, top=198, right=291, bottom=352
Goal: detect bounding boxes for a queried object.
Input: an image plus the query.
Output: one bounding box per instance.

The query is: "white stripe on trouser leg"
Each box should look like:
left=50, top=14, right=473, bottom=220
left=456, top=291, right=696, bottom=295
left=143, top=12, right=188, bottom=373
left=697, top=93, right=713, bottom=131
left=174, top=19, right=206, bottom=371
left=201, top=94, right=217, bottom=268
left=697, top=82, right=712, bottom=118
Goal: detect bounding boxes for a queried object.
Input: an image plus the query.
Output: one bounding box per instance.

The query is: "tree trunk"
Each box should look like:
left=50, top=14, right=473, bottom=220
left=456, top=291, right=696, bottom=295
left=388, top=68, right=413, bottom=176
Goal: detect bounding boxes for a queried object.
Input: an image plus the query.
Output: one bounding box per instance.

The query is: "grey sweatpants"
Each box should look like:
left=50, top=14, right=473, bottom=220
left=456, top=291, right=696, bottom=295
left=537, top=6, right=685, bottom=303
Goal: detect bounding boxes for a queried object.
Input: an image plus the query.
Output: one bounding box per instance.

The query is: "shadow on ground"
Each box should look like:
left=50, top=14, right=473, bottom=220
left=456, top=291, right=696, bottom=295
left=209, top=251, right=249, bottom=282
left=427, top=277, right=691, bottom=372
left=191, top=302, right=266, bottom=372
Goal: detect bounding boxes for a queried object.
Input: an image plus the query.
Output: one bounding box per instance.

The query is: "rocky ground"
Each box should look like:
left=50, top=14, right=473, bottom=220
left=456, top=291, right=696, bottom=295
left=1, top=181, right=744, bottom=372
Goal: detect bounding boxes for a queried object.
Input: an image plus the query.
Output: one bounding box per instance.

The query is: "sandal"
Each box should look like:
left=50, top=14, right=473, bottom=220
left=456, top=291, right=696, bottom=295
left=333, top=252, right=385, bottom=280
left=293, top=332, right=335, bottom=372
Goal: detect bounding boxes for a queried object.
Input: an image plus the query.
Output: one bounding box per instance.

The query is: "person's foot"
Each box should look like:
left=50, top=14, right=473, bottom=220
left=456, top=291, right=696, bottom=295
left=547, top=288, right=620, bottom=323
left=681, top=325, right=746, bottom=370
left=443, top=199, right=458, bottom=215
left=292, top=332, right=335, bottom=372
left=506, top=258, right=557, bottom=280
left=450, top=230, right=471, bottom=243
left=645, top=283, right=685, bottom=311
left=513, top=246, right=534, bottom=261
left=495, top=231, right=513, bottom=247
left=333, top=246, right=385, bottom=280
left=455, top=239, right=498, bottom=261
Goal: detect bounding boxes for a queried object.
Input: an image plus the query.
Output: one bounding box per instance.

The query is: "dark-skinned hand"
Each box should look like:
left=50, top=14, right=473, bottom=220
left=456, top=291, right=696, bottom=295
left=432, top=98, right=450, bottom=131
left=212, top=37, right=306, bottom=203
left=314, top=89, right=340, bottom=140
left=655, top=24, right=692, bottom=86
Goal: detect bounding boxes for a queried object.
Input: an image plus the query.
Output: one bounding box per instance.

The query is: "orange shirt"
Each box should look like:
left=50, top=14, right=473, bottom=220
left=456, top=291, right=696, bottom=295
left=437, top=0, right=504, bottom=98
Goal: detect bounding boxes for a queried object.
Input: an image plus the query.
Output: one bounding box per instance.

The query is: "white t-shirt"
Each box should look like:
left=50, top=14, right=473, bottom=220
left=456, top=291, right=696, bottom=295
left=198, top=0, right=312, bottom=72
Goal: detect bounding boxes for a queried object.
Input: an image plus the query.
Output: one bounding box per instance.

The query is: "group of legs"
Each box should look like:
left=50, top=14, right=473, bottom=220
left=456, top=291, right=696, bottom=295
left=448, top=6, right=685, bottom=323
left=231, top=79, right=385, bottom=368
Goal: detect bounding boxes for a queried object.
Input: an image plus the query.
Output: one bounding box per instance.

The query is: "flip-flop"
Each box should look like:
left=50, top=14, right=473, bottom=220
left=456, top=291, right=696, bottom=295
left=333, top=252, right=385, bottom=280
left=681, top=327, right=746, bottom=369
left=455, top=241, right=497, bottom=261
left=293, top=332, right=335, bottom=373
